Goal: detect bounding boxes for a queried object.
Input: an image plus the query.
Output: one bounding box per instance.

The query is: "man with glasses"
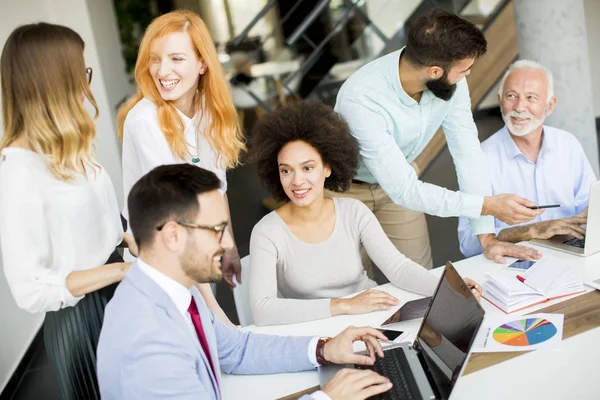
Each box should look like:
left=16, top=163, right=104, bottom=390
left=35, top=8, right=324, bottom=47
left=97, top=164, right=395, bottom=400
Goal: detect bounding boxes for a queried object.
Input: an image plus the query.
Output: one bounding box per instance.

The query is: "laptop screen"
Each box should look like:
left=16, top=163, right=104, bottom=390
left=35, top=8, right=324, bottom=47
left=415, top=262, right=485, bottom=398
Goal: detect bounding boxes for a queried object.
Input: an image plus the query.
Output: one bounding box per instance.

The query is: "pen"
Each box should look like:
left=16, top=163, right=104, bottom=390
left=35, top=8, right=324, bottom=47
left=516, top=275, right=543, bottom=293
left=529, top=204, right=562, bottom=210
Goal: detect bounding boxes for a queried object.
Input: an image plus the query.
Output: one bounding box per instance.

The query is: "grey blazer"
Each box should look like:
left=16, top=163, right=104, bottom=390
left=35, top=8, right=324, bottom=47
left=97, top=262, right=317, bottom=399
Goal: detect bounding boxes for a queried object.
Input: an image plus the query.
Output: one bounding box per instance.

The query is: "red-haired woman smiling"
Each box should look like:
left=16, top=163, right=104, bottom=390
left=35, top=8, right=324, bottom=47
left=118, top=11, right=245, bottom=326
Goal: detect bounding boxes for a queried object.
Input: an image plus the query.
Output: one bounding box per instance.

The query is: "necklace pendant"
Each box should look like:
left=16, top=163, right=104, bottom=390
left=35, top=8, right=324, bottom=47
left=191, top=157, right=200, bottom=164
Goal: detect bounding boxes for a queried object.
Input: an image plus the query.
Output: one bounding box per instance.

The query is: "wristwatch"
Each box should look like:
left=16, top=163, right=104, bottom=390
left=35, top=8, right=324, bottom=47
left=316, top=337, right=332, bottom=365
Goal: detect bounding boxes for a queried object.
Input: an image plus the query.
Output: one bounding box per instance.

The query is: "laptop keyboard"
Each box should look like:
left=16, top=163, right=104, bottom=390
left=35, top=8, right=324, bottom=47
left=563, top=237, right=585, bottom=248
left=355, top=347, right=422, bottom=400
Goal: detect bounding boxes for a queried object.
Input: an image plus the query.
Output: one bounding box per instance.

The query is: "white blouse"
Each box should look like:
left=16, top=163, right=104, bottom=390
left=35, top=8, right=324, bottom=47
left=0, top=148, right=123, bottom=313
left=121, top=97, right=227, bottom=224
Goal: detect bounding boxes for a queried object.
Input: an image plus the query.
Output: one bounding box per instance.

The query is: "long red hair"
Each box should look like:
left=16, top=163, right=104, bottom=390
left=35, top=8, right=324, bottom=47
left=117, top=10, right=245, bottom=168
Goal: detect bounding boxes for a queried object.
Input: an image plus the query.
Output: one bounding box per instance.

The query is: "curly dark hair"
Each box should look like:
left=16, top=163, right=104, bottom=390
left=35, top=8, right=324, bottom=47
left=250, top=100, right=359, bottom=202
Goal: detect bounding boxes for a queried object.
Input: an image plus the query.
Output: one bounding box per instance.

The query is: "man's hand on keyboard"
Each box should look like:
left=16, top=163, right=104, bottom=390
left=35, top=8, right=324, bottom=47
left=322, top=368, right=393, bottom=400
left=531, top=215, right=587, bottom=240
left=324, top=326, right=388, bottom=366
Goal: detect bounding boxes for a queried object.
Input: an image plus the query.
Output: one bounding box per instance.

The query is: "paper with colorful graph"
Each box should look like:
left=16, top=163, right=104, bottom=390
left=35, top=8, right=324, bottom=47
left=471, top=313, right=564, bottom=353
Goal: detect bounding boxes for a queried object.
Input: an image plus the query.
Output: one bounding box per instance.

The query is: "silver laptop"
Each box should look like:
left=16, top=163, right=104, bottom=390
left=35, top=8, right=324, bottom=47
left=318, top=262, right=485, bottom=400
left=531, top=181, right=600, bottom=257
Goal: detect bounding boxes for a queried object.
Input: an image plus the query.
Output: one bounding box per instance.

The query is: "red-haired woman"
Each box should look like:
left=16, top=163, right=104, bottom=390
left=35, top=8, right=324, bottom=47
left=118, top=10, right=245, bottom=326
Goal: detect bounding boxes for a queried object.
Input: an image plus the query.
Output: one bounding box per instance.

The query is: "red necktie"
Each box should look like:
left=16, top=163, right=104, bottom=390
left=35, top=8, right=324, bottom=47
left=188, top=297, right=219, bottom=387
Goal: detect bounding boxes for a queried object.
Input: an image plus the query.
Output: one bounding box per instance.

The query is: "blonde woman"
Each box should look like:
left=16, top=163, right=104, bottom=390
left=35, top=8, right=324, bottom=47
left=118, top=11, right=245, bottom=325
left=0, top=23, right=136, bottom=400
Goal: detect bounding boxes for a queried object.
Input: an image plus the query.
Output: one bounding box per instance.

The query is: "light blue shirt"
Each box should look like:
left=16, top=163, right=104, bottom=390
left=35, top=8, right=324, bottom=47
left=335, top=48, right=494, bottom=235
left=458, top=125, right=597, bottom=257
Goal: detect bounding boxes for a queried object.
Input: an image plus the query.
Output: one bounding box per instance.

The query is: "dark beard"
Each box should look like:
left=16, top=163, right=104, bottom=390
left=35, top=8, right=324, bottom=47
left=426, top=73, right=457, bottom=101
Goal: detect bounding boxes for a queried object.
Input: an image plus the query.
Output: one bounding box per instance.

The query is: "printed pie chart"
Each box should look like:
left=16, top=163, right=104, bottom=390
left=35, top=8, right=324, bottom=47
left=492, top=318, right=557, bottom=346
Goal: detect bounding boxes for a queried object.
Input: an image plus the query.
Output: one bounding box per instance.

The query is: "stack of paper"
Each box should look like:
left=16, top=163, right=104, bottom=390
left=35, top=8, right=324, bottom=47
left=483, top=256, right=585, bottom=313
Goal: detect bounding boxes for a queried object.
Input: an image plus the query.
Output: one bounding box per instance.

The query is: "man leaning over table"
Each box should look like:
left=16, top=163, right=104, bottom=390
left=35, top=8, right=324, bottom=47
left=97, top=164, right=395, bottom=400
left=334, top=9, right=543, bottom=267
left=458, top=60, right=597, bottom=257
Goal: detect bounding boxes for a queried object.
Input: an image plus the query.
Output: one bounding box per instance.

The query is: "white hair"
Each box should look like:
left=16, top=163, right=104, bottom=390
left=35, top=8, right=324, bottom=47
left=497, top=59, right=555, bottom=103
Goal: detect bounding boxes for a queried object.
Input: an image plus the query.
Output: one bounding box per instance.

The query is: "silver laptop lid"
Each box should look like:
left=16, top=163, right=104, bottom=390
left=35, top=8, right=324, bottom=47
left=413, top=262, right=485, bottom=399
left=584, top=181, right=600, bottom=255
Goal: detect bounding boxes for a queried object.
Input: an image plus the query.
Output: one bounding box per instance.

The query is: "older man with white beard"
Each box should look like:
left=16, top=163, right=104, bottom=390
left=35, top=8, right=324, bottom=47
left=457, top=60, right=597, bottom=257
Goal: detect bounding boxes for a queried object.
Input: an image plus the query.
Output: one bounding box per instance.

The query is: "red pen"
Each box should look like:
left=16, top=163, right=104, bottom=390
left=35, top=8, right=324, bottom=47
left=516, top=275, right=543, bottom=293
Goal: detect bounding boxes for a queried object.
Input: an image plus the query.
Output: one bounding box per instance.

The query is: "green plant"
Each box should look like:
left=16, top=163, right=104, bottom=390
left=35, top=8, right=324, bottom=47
left=112, top=0, right=159, bottom=74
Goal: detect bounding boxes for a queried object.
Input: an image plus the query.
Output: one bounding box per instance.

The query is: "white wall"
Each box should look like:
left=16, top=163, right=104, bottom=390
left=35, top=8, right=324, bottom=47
left=0, top=0, right=128, bottom=391
left=478, top=0, right=600, bottom=117
left=86, top=0, right=135, bottom=131
left=584, top=0, right=600, bottom=118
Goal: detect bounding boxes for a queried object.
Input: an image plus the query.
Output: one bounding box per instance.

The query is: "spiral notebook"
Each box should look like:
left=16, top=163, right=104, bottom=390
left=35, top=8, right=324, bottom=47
left=482, top=256, right=585, bottom=313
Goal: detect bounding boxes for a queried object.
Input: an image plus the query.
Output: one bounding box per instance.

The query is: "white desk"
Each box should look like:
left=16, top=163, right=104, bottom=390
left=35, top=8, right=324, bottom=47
left=221, top=244, right=600, bottom=399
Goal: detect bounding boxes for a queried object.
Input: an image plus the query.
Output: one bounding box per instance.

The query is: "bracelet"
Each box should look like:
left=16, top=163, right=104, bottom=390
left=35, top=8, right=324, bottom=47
left=316, top=337, right=333, bottom=365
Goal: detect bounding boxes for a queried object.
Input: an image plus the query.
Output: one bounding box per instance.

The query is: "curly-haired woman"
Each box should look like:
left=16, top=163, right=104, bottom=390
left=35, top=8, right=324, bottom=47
left=248, top=101, right=480, bottom=326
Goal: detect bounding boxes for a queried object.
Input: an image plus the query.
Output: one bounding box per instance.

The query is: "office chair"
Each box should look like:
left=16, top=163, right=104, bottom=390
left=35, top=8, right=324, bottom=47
left=232, top=255, right=254, bottom=326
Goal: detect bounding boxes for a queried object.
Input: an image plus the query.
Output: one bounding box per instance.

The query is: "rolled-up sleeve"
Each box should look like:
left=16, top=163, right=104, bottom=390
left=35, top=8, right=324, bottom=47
left=0, top=168, right=82, bottom=313
left=457, top=216, right=483, bottom=257
left=442, top=80, right=494, bottom=235
left=338, top=97, right=488, bottom=221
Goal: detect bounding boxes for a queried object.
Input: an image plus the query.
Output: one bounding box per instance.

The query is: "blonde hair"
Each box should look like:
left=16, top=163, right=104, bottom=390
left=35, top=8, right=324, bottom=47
left=117, top=10, right=245, bottom=168
left=0, top=23, right=99, bottom=180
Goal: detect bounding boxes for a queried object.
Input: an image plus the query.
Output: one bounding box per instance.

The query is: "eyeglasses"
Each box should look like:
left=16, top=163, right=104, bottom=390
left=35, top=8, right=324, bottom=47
left=86, top=67, right=93, bottom=85
left=156, top=221, right=229, bottom=244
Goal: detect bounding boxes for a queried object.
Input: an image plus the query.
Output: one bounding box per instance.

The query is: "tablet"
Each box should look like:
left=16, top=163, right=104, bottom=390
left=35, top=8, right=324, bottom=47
left=381, top=296, right=432, bottom=326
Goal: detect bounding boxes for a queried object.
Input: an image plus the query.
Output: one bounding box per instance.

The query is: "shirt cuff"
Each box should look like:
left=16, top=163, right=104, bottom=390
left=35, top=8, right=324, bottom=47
left=310, top=390, right=332, bottom=400
left=470, top=215, right=495, bottom=236
left=462, top=194, right=485, bottom=219
left=308, top=337, right=320, bottom=366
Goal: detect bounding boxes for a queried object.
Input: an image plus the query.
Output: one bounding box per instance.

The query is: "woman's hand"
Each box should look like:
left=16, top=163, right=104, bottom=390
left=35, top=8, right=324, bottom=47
left=331, top=289, right=399, bottom=315
left=221, top=246, right=242, bottom=288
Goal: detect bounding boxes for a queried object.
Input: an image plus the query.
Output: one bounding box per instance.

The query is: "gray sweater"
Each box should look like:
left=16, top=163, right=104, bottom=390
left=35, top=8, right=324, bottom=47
left=248, top=197, right=438, bottom=326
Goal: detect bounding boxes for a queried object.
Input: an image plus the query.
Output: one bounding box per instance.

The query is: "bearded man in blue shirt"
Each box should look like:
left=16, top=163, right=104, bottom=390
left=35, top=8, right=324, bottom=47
left=334, top=9, right=542, bottom=268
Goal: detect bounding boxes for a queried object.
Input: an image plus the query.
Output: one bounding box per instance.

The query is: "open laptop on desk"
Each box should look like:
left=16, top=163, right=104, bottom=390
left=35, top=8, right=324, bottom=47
left=318, top=262, right=485, bottom=400
left=531, top=181, right=600, bottom=257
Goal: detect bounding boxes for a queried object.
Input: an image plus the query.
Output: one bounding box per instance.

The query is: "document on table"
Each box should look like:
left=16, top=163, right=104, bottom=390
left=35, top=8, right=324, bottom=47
left=482, top=255, right=585, bottom=313
left=471, top=313, right=564, bottom=353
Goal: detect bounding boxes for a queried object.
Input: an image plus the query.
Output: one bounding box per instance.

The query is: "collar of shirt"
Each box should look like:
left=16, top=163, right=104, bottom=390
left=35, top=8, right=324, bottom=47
left=500, top=125, right=551, bottom=162
left=174, top=107, right=196, bottom=131
left=389, top=47, right=433, bottom=108
left=136, top=258, right=192, bottom=320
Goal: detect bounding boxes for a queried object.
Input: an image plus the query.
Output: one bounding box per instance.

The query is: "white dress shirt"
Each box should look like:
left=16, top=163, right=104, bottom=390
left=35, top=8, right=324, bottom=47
left=335, top=48, right=494, bottom=235
left=0, top=148, right=123, bottom=313
left=458, top=125, right=597, bottom=256
left=121, top=97, right=227, bottom=226
left=136, top=259, right=330, bottom=400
